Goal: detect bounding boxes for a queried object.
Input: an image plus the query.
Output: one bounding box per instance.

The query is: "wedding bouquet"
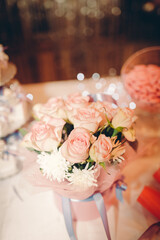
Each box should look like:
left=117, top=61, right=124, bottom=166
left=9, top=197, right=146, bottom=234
left=22, top=92, right=137, bottom=200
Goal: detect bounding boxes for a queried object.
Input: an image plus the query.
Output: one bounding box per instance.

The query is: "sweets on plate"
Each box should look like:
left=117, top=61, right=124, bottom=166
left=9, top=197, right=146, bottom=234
left=124, top=64, right=160, bottom=112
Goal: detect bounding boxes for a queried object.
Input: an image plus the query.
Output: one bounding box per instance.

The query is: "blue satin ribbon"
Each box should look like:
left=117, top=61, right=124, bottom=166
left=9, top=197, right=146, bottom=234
left=61, top=178, right=127, bottom=240
left=93, top=193, right=111, bottom=240
left=115, top=183, right=127, bottom=202
left=62, top=197, right=77, bottom=240
left=62, top=193, right=111, bottom=240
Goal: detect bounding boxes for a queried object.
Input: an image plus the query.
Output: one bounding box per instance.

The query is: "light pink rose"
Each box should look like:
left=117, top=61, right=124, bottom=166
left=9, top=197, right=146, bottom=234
left=89, top=134, right=112, bottom=163
left=23, top=118, right=65, bottom=151
left=70, top=107, right=102, bottom=133
left=33, top=97, right=67, bottom=120
left=42, top=115, right=65, bottom=128
left=65, top=93, right=90, bottom=111
left=42, top=115, right=65, bottom=141
left=112, top=108, right=137, bottom=129
left=61, top=128, right=93, bottom=163
left=90, top=101, right=116, bottom=126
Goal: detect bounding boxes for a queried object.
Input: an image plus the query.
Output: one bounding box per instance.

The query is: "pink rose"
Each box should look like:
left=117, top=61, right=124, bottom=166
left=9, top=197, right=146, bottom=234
left=33, top=97, right=67, bottom=120
left=42, top=115, right=65, bottom=141
left=90, top=101, right=116, bottom=126
left=112, top=108, right=137, bottom=129
left=70, top=107, right=102, bottom=133
left=65, top=93, right=90, bottom=121
left=61, top=128, right=93, bottom=163
left=89, top=134, right=112, bottom=163
left=23, top=118, right=65, bottom=151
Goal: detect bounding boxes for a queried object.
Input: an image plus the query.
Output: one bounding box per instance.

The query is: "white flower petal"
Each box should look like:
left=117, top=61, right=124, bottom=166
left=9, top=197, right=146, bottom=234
left=66, top=163, right=97, bottom=190
left=37, top=149, right=70, bottom=182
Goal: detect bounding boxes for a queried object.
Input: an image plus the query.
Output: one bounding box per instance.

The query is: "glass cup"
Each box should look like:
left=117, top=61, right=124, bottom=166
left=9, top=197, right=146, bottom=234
left=121, top=46, right=160, bottom=155
left=121, top=46, right=160, bottom=113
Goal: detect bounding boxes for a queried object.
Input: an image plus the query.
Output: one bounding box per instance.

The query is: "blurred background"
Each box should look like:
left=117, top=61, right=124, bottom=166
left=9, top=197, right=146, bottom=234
left=0, top=0, right=160, bottom=84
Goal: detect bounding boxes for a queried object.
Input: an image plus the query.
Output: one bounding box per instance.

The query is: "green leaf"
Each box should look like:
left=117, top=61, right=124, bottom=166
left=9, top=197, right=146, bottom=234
left=65, top=119, right=73, bottom=125
left=88, top=162, right=95, bottom=169
left=112, top=127, right=124, bottom=137
left=99, top=162, right=106, bottom=169
left=27, top=147, right=41, bottom=154
left=45, top=151, right=52, bottom=154
left=68, top=166, right=73, bottom=173
left=116, top=127, right=123, bottom=132
left=33, top=149, right=42, bottom=154
left=86, top=157, right=94, bottom=163
left=19, top=128, right=28, bottom=136
left=105, top=114, right=112, bottom=126
left=112, top=129, right=119, bottom=137
left=97, top=126, right=104, bottom=132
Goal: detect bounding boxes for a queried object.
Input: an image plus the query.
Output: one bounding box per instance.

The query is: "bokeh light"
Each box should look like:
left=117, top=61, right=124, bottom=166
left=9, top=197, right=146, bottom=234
left=77, top=73, right=85, bottom=81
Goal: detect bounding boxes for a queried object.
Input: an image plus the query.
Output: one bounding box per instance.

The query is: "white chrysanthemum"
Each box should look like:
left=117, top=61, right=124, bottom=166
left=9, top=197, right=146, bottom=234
left=111, top=145, right=125, bottom=163
left=66, top=163, right=97, bottom=190
left=37, top=149, right=70, bottom=182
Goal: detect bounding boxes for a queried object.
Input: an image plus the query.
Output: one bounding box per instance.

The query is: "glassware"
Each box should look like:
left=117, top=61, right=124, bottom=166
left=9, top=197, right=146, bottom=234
left=0, top=45, right=32, bottom=179
left=0, top=137, right=22, bottom=180
left=121, top=46, right=160, bottom=155
left=121, top=46, right=160, bottom=113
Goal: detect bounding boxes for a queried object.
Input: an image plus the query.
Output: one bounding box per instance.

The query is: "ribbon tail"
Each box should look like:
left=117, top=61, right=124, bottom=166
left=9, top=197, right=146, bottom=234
left=62, top=197, right=77, bottom=240
left=93, top=193, right=112, bottom=240
left=115, top=187, right=123, bottom=202
left=116, top=184, right=127, bottom=202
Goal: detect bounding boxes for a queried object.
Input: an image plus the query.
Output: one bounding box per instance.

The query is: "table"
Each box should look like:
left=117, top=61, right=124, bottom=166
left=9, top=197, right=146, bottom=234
left=0, top=77, right=159, bottom=240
